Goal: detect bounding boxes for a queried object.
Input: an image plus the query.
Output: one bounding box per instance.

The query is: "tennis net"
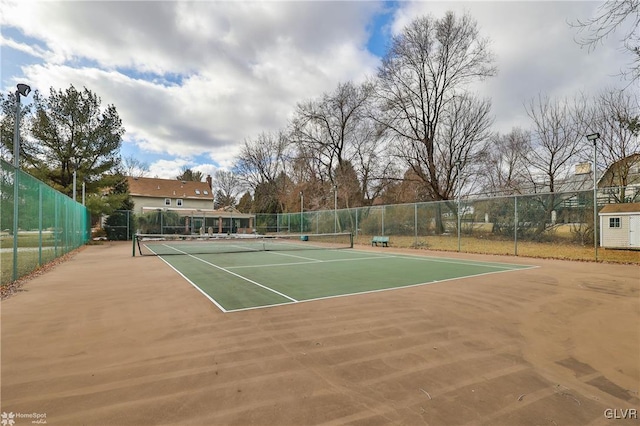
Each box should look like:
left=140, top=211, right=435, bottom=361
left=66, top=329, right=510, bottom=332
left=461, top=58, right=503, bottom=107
left=134, top=232, right=353, bottom=256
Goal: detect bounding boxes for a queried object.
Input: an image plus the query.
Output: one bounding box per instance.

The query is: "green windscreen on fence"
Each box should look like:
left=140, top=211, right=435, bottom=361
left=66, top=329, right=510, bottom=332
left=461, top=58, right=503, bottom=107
left=1, top=159, right=90, bottom=285
left=248, top=185, right=637, bottom=261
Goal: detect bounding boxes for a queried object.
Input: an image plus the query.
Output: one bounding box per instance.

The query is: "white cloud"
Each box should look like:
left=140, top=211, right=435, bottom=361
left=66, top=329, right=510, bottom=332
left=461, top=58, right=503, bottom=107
left=148, top=158, right=191, bottom=180
left=3, top=1, right=382, bottom=167
left=0, top=34, right=51, bottom=61
left=389, top=1, right=633, bottom=133
left=1, top=0, right=635, bottom=170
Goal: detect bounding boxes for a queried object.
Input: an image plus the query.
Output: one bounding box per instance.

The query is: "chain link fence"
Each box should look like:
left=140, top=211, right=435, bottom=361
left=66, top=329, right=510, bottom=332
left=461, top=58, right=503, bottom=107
left=105, top=186, right=637, bottom=263
left=108, top=209, right=256, bottom=237
left=260, top=186, right=639, bottom=262
left=1, top=159, right=90, bottom=285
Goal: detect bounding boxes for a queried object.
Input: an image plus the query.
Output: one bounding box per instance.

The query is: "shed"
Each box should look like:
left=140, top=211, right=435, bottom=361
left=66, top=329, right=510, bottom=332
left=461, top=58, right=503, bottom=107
left=599, top=203, right=640, bottom=249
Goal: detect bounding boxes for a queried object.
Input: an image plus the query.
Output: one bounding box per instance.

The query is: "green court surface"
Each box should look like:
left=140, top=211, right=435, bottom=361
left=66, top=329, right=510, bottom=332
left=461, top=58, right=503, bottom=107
left=155, top=248, right=535, bottom=312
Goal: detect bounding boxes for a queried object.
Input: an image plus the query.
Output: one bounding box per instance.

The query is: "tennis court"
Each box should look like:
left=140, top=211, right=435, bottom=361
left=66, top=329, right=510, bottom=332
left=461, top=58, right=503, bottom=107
left=3, top=241, right=638, bottom=425
left=135, top=233, right=535, bottom=312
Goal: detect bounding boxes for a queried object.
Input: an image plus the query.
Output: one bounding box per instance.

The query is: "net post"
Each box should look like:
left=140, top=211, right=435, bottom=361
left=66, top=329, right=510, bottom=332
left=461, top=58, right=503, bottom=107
left=132, top=233, right=136, bottom=257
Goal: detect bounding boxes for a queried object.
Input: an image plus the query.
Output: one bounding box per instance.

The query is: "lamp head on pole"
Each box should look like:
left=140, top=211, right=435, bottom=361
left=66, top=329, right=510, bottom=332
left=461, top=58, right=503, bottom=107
left=586, top=133, right=600, bottom=144
left=16, top=84, right=31, bottom=98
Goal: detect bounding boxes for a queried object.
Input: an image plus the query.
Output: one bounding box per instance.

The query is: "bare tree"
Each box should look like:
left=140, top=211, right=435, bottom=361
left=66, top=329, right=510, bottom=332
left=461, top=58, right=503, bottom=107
left=523, top=94, right=592, bottom=238
left=380, top=168, right=431, bottom=204
left=213, top=170, right=242, bottom=208
left=233, top=130, right=292, bottom=213
left=437, top=93, right=494, bottom=197
left=351, top=122, right=396, bottom=205
left=121, top=155, right=149, bottom=178
left=290, top=80, right=384, bottom=208
left=282, top=145, right=328, bottom=212
left=572, top=0, right=640, bottom=82
left=374, top=11, right=497, bottom=207
left=480, top=128, right=531, bottom=196
left=589, top=89, right=640, bottom=201
left=291, top=82, right=373, bottom=177
left=525, top=94, right=587, bottom=193
left=235, top=131, right=290, bottom=187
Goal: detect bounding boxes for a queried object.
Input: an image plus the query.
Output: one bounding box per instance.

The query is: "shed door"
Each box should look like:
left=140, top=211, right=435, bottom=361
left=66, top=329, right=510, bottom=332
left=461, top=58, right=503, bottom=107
left=630, top=215, right=640, bottom=247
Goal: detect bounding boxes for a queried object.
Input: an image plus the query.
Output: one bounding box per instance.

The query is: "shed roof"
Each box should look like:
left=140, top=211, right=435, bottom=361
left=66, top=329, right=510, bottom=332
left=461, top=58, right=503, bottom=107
left=599, top=202, right=640, bottom=214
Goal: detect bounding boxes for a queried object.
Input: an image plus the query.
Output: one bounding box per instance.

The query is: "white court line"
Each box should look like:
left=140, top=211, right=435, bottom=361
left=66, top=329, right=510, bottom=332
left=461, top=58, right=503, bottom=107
left=226, top=263, right=535, bottom=313
left=350, top=249, right=535, bottom=270
left=161, top=244, right=298, bottom=303
left=227, top=255, right=399, bottom=269
left=265, top=251, right=323, bottom=262
left=218, top=244, right=263, bottom=253
left=146, top=246, right=228, bottom=313
left=153, top=243, right=537, bottom=313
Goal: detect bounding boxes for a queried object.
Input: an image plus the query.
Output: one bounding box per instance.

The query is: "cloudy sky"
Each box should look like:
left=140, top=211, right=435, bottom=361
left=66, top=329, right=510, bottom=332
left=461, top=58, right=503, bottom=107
left=1, top=1, right=634, bottom=179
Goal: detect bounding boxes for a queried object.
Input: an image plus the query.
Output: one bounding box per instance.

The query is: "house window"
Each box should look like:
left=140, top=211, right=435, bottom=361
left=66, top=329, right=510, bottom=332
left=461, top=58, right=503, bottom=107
left=609, top=217, right=621, bottom=228
left=176, top=199, right=183, bottom=207
left=195, top=189, right=201, bottom=195
left=164, top=198, right=171, bottom=206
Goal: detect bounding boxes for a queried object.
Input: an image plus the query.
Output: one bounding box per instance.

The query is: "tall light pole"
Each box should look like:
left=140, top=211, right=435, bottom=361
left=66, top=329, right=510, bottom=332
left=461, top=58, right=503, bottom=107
left=12, top=83, right=32, bottom=282
left=587, top=133, right=600, bottom=260
left=455, top=159, right=462, bottom=252
left=73, top=169, right=77, bottom=202
left=299, top=191, right=304, bottom=233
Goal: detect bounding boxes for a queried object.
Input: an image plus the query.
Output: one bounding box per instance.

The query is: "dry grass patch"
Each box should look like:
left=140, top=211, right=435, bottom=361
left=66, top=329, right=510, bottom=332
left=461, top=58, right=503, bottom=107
left=355, top=234, right=639, bottom=264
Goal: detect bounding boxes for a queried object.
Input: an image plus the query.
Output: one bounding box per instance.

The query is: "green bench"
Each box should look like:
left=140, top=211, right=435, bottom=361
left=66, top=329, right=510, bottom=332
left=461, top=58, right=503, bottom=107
left=371, top=236, right=389, bottom=247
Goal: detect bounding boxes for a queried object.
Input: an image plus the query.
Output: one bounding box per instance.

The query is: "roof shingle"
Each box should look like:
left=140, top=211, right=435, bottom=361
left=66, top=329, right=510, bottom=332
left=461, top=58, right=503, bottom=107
left=599, top=202, right=640, bottom=214
left=127, top=176, right=213, bottom=200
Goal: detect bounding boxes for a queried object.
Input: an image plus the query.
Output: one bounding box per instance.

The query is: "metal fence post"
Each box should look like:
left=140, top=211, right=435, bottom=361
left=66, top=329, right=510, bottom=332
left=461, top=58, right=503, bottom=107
left=457, top=198, right=461, bottom=252
left=54, top=194, right=59, bottom=257
left=38, top=184, right=43, bottom=265
left=355, top=208, right=359, bottom=238
left=414, top=203, right=418, bottom=245
left=514, top=195, right=518, bottom=256
left=594, top=187, right=598, bottom=261
left=12, top=168, right=19, bottom=281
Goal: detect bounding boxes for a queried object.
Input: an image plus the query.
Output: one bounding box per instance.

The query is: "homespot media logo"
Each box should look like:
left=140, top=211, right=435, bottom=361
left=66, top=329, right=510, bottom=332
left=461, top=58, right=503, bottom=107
left=1, top=412, right=47, bottom=425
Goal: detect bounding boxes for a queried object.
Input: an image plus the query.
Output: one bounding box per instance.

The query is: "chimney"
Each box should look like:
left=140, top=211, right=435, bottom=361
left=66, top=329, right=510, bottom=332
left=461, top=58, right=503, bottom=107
left=206, top=175, right=212, bottom=190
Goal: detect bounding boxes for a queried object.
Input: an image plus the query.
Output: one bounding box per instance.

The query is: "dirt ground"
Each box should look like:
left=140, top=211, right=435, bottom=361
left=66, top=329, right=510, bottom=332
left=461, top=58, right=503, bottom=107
left=1, top=242, right=638, bottom=425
